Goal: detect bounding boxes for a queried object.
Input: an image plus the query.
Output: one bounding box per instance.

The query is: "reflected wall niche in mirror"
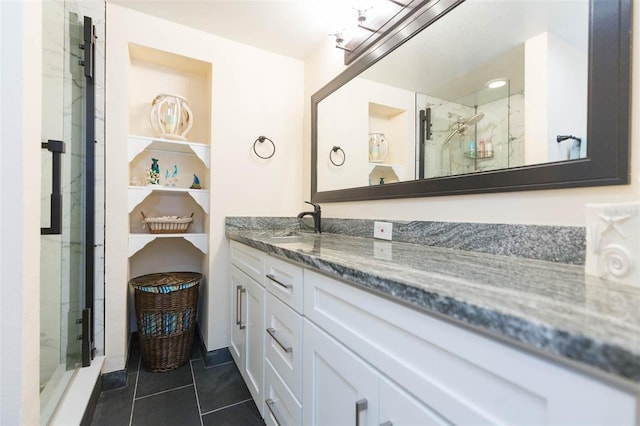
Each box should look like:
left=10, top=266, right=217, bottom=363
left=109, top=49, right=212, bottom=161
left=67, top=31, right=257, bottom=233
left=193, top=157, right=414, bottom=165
left=311, top=0, right=631, bottom=203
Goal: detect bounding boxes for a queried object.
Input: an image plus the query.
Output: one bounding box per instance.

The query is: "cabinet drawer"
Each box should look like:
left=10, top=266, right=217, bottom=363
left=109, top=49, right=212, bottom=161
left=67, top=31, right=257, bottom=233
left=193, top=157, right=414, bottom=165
left=265, top=255, right=303, bottom=314
left=264, top=359, right=302, bottom=426
left=230, top=241, right=264, bottom=284
left=304, top=269, right=637, bottom=425
left=265, top=293, right=303, bottom=401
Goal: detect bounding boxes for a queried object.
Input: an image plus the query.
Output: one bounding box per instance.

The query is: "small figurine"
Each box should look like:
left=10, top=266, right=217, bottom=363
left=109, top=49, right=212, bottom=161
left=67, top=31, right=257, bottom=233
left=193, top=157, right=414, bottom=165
left=190, top=174, right=202, bottom=189
left=146, top=158, right=160, bottom=185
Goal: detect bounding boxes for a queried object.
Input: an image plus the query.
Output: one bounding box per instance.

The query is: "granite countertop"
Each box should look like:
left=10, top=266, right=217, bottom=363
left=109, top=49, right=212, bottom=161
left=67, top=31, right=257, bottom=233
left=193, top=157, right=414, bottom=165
left=225, top=227, right=640, bottom=388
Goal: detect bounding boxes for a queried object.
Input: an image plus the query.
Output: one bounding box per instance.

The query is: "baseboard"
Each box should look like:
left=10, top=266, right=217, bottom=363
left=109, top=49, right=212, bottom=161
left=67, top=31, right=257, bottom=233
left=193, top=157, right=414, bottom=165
left=195, top=324, right=232, bottom=368
left=101, top=333, right=138, bottom=391
left=102, top=326, right=231, bottom=388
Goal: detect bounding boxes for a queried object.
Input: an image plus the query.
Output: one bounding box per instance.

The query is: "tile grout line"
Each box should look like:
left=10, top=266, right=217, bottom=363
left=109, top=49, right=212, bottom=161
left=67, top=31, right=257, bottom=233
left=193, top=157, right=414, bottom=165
left=134, top=383, right=194, bottom=401
left=200, top=398, right=254, bottom=417
left=190, top=359, right=204, bottom=426
left=129, top=354, right=141, bottom=426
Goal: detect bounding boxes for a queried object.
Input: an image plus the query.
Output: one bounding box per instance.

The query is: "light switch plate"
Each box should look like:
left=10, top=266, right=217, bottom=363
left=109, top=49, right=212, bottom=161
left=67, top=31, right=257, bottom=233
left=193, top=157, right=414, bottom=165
left=374, top=221, right=393, bottom=241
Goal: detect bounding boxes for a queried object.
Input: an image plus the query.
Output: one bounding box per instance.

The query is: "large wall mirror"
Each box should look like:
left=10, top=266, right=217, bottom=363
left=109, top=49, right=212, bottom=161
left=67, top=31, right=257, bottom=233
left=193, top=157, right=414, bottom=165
left=311, top=0, right=631, bottom=202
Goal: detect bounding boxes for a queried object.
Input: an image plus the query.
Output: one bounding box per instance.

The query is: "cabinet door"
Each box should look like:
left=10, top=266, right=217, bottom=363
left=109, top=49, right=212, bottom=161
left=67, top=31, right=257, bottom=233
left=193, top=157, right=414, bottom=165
left=229, top=265, right=246, bottom=367
left=303, top=319, right=378, bottom=426
left=379, top=375, right=451, bottom=426
left=265, top=359, right=302, bottom=426
left=243, top=273, right=265, bottom=416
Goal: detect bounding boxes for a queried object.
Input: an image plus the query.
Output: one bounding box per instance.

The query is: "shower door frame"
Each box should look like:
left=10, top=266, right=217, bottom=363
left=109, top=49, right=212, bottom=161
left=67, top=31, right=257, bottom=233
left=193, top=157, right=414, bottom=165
left=39, top=5, right=96, bottom=421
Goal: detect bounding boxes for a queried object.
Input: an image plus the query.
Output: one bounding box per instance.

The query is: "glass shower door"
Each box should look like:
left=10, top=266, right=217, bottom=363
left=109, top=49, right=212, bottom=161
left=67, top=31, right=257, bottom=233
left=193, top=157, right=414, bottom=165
left=39, top=1, right=94, bottom=422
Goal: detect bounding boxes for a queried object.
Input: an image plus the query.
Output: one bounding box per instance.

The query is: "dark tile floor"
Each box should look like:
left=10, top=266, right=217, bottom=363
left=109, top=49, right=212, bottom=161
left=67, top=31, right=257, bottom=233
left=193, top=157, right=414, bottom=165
left=91, top=339, right=264, bottom=426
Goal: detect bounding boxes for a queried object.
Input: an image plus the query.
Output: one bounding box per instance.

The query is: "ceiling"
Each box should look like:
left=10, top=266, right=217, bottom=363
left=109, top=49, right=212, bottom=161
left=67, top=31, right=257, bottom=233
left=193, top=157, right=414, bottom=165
left=109, top=0, right=372, bottom=60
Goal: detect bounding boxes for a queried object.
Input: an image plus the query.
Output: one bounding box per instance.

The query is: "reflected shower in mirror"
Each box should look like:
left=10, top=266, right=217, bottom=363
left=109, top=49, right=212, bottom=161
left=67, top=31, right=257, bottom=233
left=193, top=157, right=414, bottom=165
left=315, top=0, right=597, bottom=194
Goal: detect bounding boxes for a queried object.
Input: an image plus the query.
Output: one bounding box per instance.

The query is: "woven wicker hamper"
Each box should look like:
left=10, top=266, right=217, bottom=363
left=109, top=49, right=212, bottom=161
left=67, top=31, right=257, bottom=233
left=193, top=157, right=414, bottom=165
left=129, top=272, right=201, bottom=372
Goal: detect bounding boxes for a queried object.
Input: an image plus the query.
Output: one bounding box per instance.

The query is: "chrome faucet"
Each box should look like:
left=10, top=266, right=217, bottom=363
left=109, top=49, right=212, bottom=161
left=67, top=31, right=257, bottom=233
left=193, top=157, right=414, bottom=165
left=297, top=201, right=321, bottom=233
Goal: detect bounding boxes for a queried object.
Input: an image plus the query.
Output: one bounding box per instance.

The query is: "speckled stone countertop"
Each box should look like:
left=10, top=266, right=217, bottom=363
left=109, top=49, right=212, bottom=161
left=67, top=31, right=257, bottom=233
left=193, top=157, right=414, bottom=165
left=225, top=219, right=640, bottom=388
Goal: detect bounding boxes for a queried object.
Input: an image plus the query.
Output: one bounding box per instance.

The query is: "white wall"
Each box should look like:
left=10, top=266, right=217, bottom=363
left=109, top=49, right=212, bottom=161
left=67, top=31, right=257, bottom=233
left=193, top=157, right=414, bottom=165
left=105, top=4, right=304, bottom=372
left=303, top=7, right=639, bottom=226
left=0, top=1, right=41, bottom=424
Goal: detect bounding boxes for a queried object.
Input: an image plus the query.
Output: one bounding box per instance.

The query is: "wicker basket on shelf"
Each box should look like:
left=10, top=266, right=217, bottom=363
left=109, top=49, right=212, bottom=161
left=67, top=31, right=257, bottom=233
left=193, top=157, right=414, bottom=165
left=129, top=272, right=202, bottom=372
left=141, top=212, right=193, bottom=234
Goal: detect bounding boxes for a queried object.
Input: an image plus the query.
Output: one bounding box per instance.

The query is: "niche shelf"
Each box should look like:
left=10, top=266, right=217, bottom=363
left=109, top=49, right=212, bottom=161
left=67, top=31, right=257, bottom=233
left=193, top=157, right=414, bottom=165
left=128, top=135, right=210, bottom=168
left=368, top=163, right=403, bottom=184
left=128, top=233, right=208, bottom=257
left=128, top=185, right=209, bottom=214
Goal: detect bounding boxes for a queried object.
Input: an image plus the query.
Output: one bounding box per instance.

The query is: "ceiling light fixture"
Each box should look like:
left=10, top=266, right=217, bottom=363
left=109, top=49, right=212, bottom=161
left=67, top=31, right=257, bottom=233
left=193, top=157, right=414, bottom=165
left=355, top=7, right=376, bottom=32
left=486, top=78, right=507, bottom=89
left=331, top=0, right=408, bottom=52
left=330, top=31, right=352, bottom=52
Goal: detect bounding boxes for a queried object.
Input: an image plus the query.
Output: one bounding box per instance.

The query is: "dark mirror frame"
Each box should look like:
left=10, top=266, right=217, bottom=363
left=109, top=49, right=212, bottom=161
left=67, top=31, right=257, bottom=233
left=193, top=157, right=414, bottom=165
left=311, top=0, right=631, bottom=203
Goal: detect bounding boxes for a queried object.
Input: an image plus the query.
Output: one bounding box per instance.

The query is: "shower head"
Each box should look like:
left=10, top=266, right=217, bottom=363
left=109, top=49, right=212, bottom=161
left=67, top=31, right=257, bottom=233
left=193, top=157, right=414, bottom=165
left=441, top=112, right=484, bottom=148
left=462, top=112, right=485, bottom=126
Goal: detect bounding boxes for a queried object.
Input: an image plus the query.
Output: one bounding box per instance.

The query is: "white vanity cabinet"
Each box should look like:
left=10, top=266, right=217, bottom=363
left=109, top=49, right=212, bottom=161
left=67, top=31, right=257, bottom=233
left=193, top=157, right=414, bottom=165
left=304, top=269, right=637, bottom=425
left=228, top=241, right=638, bottom=425
left=229, top=241, right=266, bottom=416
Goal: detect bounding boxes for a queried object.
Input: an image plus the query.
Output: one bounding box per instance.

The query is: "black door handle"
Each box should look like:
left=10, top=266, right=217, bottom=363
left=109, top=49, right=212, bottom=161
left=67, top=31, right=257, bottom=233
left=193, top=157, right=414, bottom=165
left=41, top=139, right=65, bottom=235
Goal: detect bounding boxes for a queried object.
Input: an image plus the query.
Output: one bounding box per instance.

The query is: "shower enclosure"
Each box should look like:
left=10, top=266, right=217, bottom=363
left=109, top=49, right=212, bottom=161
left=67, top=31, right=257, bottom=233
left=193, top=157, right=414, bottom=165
left=39, top=1, right=97, bottom=422
left=417, top=82, right=523, bottom=179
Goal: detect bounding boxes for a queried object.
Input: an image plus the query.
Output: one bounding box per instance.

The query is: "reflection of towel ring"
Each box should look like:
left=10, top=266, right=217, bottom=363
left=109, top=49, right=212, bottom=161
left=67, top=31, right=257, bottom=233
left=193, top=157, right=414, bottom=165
left=253, top=136, right=276, bottom=159
left=330, top=146, right=346, bottom=166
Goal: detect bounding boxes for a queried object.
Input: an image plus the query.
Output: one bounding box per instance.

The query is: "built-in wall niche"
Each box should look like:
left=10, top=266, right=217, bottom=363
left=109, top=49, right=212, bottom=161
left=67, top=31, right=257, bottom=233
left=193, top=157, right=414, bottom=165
left=128, top=238, right=207, bottom=333
left=368, top=102, right=408, bottom=184
left=368, top=102, right=407, bottom=165
left=129, top=147, right=209, bottom=189
left=129, top=192, right=207, bottom=234
left=128, top=43, right=212, bottom=143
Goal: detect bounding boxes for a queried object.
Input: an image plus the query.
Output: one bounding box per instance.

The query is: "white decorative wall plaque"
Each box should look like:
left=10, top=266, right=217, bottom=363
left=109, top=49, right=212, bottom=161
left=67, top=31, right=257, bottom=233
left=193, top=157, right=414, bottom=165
left=585, top=202, right=639, bottom=287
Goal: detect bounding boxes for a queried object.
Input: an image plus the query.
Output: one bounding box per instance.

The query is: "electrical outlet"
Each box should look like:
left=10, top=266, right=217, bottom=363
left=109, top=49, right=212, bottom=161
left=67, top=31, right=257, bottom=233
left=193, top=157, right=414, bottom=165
left=374, top=221, right=393, bottom=241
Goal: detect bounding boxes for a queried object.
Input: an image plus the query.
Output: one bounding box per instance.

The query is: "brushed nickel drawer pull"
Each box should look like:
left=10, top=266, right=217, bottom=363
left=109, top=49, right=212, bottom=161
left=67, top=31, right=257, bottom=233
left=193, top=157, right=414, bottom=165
left=266, top=273, right=293, bottom=289
left=235, top=285, right=242, bottom=326
left=355, top=398, right=368, bottom=426
left=239, top=287, right=246, bottom=330
left=266, top=327, right=293, bottom=353
left=266, top=398, right=284, bottom=426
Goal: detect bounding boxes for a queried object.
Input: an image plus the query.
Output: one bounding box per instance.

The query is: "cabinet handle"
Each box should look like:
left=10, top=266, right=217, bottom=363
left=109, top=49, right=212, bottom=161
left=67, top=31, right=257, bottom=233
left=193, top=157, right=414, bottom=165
left=266, top=273, right=293, bottom=289
left=380, top=422, right=393, bottom=426
left=266, top=398, right=284, bottom=426
left=355, top=398, right=368, bottom=426
left=266, top=327, right=293, bottom=353
left=235, top=285, right=242, bottom=326
left=237, top=286, right=246, bottom=330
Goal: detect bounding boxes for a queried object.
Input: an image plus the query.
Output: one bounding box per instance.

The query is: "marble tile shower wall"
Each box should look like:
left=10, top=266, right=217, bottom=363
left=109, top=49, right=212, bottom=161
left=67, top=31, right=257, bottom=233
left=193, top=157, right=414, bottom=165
left=421, top=92, right=524, bottom=178
left=225, top=217, right=586, bottom=265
